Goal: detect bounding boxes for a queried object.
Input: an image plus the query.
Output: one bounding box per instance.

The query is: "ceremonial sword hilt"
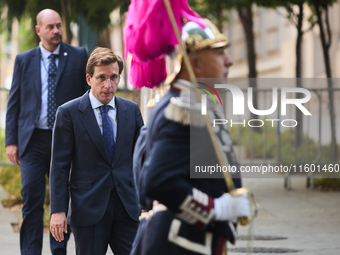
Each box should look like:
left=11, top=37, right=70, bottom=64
left=229, top=187, right=259, bottom=226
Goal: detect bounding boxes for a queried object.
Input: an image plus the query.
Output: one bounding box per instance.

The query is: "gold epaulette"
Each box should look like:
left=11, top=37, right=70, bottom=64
left=164, top=92, right=206, bottom=127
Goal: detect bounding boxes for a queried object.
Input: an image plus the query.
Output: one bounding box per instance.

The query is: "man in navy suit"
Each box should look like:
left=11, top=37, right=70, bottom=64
left=5, top=9, right=88, bottom=255
left=49, top=47, right=144, bottom=255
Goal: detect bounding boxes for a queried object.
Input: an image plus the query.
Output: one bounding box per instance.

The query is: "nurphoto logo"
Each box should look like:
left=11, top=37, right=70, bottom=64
left=199, top=83, right=312, bottom=128
left=197, top=82, right=223, bottom=115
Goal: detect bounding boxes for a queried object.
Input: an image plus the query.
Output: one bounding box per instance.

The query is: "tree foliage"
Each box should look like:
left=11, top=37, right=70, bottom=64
left=0, top=0, right=130, bottom=41
left=188, top=0, right=230, bottom=31
left=70, top=0, right=118, bottom=31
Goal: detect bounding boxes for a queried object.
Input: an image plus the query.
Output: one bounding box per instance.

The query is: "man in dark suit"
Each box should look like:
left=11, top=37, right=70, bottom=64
left=5, top=9, right=88, bottom=255
left=49, top=47, right=144, bottom=255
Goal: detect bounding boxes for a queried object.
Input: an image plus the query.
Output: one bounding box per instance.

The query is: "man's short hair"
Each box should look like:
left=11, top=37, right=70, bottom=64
left=86, top=47, right=124, bottom=76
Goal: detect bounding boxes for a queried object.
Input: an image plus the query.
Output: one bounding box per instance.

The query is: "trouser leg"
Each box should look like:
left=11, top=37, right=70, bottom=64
left=19, top=129, right=69, bottom=255
left=19, top=129, right=51, bottom=255
left=71, top=189, right=138, bottom=255
left=109, top=189, right=139, bottom=255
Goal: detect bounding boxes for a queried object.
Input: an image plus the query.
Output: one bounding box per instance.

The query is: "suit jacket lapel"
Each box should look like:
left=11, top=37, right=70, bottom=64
left=79, top=92, right=111, bottom=164
left=32, top=47, right=41, bottom=99
left=55, top=43, right=68, bottom=87
left=112, top=97, right=128, bottom=166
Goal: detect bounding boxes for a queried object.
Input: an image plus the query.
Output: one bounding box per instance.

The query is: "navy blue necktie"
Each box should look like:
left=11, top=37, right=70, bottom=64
left=47, top=54, right=57, bottom=129
left=100, top=105, right=115, bottom=163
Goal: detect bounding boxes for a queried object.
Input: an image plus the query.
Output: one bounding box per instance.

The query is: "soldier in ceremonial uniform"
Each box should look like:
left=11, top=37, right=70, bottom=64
left=134, top=19, right=250, bottom=255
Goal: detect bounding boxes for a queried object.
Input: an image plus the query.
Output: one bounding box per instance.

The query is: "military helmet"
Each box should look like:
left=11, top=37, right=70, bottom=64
left=182, top=18, right=229, bottom=53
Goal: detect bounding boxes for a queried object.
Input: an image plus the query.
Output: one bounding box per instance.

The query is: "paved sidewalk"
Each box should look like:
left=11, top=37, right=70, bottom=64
left=0, top=185, right=21, bottom=254
left=0, top=186, right=113, bottom=255
left=1, top=175, right=339, bottom=254
left=230, top=175, right=340, bottom=255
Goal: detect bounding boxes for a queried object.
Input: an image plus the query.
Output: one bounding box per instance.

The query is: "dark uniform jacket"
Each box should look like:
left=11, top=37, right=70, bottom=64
left=135, top=81, right=242, bottom=255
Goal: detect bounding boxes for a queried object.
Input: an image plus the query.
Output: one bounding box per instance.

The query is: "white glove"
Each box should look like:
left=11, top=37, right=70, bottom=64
left=214, top=193, right=250, bottom=222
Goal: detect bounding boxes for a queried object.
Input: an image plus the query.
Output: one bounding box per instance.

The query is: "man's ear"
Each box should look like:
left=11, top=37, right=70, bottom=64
left=35, top=25, right=40, bottom=36
left=191, top=54, right=202, bottom=75
left=86, top=74, right=92, bottom=87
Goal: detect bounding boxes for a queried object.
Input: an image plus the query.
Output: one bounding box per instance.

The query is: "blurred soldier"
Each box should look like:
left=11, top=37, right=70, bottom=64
left=5, top=9, right=88, bottom=255
left=135, top=19, right=250, bottom=255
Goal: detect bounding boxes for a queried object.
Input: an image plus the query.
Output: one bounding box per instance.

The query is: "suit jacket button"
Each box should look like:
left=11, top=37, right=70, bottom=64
left=106, top=184, right=111, bottom=190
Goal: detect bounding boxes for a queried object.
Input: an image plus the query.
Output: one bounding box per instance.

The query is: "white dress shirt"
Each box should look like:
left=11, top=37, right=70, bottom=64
left=36, top=43, right=60, bottom=129
left=89, top=91, right=117, bottom=142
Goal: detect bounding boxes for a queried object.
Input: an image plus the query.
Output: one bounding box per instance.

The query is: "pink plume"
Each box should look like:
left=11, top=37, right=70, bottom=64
left=124, top=0, right=204, bottom=89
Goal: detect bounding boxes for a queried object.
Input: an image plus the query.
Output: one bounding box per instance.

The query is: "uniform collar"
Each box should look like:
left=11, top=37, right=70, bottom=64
left=172, top=79, right=192, bottom=91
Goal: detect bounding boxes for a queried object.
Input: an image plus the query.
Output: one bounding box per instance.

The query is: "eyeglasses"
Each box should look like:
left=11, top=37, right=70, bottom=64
left=95, top=74, right=120, bottom=84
